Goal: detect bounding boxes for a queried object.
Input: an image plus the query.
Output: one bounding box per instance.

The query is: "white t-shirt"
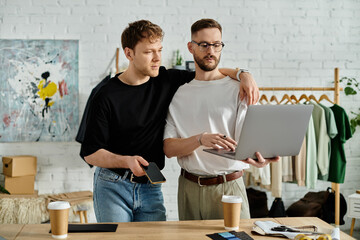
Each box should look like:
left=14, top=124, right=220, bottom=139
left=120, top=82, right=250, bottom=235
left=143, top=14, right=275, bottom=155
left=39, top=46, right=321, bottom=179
left=164, top=76, right=249, bottom=176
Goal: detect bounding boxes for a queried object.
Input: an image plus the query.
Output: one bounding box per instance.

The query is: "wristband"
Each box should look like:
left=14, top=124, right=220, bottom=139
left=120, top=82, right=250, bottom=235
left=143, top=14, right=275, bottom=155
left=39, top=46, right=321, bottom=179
left=236, top=68, right=249, bottom=82
left=197, top=133, right=204, bottom=146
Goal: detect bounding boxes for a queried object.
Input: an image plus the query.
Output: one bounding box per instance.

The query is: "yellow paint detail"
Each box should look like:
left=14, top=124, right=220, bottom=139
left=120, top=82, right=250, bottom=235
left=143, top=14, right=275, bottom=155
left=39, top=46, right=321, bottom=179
left=295, top=234, right=332, bottom=240
left=317, top=235, right=332, bottom=240
left=48, top=101, right=55, bottom=107
left=38, top=79, right=57, bottom=100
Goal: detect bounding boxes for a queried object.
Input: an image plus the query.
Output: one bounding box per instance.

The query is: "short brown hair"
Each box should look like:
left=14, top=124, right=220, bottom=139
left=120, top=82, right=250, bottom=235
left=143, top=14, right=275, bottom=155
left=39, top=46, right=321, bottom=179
left=191, top=18, right=222, bottom=37
left=121, top=20, right=164, bottom=50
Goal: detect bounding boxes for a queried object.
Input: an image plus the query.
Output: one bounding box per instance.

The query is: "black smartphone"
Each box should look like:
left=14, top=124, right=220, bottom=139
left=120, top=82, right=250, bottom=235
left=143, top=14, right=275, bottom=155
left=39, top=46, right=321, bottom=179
left=141, top=162, right=166, bottom=184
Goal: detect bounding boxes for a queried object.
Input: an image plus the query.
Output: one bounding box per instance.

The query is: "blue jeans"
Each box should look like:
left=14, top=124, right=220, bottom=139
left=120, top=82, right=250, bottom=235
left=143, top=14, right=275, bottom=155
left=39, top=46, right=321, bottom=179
left=93, top=167, right=166, bottom=222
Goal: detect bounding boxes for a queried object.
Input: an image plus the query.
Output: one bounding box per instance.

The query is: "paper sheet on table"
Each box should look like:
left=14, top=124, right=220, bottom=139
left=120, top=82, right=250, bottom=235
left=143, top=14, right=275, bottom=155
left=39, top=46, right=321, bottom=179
left=253, top=221, right=339, bottom=240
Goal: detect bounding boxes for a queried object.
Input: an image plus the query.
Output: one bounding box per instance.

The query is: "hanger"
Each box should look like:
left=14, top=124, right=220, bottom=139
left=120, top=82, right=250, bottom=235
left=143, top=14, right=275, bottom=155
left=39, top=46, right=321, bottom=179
left=259, top=94, right=270, bottom=104
left=290, top=95, right=299, bottom=104
left=309, top=94, right=320, bottom=104
left=270, top=95, right=280, bottom=104
left=279, top=94, right=293, bottom=104
left=298, top=94, right=310, bottom=103
left=318, top=94, right=335, bottom=104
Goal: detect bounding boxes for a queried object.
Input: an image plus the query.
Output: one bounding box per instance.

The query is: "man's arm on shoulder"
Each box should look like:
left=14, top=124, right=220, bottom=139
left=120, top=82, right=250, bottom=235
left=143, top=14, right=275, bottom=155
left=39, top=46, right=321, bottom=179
left=84, top=149, right=148, bottom=176
left=219, top=68, right=259, bottom=105
left=165, top=67, right=195, bottom=85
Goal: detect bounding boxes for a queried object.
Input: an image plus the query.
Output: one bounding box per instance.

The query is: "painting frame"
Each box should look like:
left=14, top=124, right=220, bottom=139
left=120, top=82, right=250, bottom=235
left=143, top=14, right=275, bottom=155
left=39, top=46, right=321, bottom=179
left=0, top=39, right=79, bottom=142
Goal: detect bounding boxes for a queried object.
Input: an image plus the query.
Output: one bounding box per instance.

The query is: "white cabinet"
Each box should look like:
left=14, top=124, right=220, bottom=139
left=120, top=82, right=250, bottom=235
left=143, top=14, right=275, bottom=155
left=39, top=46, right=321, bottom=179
left=348, top=193, right=360, bottom=236
left=348, top=193, right=360, bottom=218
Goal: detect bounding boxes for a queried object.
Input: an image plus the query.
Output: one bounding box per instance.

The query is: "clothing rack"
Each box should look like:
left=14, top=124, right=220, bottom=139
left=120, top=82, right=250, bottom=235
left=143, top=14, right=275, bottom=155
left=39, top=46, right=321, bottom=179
left=259, top=68, right=343, bottom=226
left=116, top=48, right=120, bottom=74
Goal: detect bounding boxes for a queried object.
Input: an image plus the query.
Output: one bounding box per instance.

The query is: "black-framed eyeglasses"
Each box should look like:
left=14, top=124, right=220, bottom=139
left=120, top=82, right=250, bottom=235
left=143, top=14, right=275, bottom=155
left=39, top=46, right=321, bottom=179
left=191, top=40, right=225, bottom=52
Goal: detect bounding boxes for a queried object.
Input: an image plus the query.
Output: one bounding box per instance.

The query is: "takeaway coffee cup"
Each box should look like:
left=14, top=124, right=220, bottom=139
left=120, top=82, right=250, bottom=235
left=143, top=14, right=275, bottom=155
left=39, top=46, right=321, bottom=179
left=48, top=201, right=70, bottom=239
left=221, top=195, right=242, bottom=230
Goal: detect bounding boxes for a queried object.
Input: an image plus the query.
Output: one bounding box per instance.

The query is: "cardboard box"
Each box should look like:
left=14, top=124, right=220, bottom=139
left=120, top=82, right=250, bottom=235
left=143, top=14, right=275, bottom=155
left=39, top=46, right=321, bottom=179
left=2, top=155, right=37, bottom=177
left=4, top=175, right=35, bottom=195
left=0, top=190, right=38, bottom=198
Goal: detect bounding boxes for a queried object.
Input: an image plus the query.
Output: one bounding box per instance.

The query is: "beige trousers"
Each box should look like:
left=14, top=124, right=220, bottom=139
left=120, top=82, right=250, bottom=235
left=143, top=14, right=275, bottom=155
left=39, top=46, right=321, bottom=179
left=178, top=174, right=251, bottom=220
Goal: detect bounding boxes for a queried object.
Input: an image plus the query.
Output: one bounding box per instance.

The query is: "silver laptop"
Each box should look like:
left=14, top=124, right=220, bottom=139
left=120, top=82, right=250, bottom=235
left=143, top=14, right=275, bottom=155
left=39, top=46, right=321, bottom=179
left=203, top=104, right=313, bottom=160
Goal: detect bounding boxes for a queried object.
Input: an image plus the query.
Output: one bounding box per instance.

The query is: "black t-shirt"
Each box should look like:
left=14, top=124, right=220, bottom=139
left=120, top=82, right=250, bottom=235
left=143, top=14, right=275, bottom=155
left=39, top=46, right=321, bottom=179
left=76, top=74, right=111, bottom=144
left=80, top=66, right=194, bottom=170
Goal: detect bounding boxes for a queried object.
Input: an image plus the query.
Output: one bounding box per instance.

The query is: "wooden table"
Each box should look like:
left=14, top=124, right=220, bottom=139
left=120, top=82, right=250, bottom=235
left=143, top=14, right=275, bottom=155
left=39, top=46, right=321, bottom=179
left=0, top=217, right=355, bottom=240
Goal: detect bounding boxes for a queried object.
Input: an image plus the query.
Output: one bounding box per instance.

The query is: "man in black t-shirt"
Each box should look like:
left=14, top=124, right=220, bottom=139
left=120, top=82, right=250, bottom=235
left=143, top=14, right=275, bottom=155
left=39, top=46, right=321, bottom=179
left=80, top=20, right=259, bottom=222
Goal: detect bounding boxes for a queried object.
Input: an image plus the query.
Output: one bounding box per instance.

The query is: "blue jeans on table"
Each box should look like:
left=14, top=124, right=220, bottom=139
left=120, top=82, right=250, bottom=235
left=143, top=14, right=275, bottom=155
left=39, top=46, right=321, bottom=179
left=93, top=167, right=166, bottom=222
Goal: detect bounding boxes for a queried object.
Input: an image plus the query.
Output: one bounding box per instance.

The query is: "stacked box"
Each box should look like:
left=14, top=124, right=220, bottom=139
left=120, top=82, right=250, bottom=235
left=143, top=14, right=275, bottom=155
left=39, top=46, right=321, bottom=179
left=2, top=155, right=37, bottom=194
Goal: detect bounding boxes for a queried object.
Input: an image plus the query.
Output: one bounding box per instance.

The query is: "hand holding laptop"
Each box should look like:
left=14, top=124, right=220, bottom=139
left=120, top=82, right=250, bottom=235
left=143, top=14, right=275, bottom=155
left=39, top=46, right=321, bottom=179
left=199, top=133, right=280, bottom=168
left=241, top=152, right=280, bottom=168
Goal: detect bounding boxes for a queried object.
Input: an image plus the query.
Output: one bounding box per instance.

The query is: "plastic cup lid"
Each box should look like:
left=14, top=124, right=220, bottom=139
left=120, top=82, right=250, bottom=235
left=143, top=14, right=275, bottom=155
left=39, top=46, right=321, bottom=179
left=222, top=195, right=242, bottom=203
left=48, top=201, right=70, bottom=210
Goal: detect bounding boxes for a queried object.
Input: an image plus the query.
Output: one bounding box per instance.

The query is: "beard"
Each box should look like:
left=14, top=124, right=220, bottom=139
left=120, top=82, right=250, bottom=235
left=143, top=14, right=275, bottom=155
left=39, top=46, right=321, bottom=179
left=193, top=53, right=221, bottom=71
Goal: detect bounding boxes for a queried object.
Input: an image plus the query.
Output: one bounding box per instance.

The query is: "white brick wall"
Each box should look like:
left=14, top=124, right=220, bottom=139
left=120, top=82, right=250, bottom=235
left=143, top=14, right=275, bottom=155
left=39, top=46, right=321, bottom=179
left=0, top=0, right=359, bottom=232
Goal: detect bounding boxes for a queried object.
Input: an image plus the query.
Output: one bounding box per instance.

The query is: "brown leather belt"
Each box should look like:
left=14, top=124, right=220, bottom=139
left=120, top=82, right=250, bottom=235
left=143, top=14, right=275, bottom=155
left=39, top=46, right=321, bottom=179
left=181, top=168, right=243, bottom=186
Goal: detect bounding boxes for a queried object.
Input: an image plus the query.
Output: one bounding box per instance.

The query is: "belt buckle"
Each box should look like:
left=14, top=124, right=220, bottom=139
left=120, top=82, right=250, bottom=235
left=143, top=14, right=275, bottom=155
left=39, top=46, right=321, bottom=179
left=197, top=175, right=206, bottom=187
left=130, top=173, right=136, bottom=183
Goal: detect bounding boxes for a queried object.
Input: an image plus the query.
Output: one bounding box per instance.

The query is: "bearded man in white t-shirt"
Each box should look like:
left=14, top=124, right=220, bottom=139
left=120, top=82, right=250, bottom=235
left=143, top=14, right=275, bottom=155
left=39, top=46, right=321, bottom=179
left=163, top=18, right=280, bottom=220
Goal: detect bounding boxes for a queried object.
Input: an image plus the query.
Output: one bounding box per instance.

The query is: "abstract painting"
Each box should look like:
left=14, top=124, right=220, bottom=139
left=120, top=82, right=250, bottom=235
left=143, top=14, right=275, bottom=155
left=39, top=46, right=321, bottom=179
left=0, top=40, right=79, bottom=142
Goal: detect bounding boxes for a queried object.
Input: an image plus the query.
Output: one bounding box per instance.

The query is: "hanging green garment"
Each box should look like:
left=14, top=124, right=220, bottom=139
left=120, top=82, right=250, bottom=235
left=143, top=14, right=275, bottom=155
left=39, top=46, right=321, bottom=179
left=328, top=104, right=352, bottom=183
left=318, top=103, right=338, bottom=180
